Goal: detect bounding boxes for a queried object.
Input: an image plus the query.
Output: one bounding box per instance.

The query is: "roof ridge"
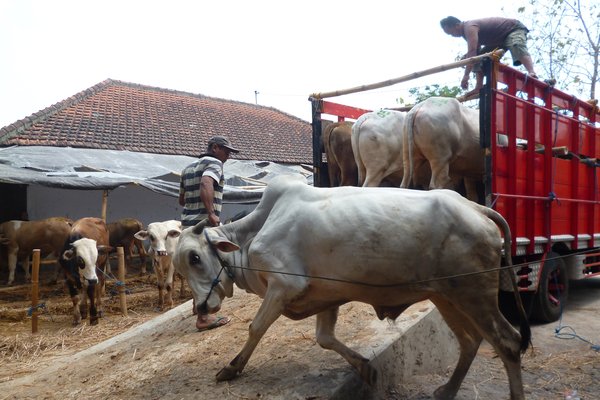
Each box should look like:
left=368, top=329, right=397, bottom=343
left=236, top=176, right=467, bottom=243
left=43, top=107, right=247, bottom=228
left=0, top=79, right=116, bottom=142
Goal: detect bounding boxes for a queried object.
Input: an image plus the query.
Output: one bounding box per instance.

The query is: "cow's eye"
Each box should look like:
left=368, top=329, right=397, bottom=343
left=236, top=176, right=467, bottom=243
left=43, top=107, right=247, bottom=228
left=77, top=256, right=85, bottom=269
left=189, top=252, right=201, bottom=266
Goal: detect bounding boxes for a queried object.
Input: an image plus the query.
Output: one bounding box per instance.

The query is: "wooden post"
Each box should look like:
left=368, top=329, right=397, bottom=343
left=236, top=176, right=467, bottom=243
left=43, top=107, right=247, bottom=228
left=101, top=190, right=108, bottom=222
left=31, top=249, right=41, bottom=334
left=117, top=246, right=128, bottom=316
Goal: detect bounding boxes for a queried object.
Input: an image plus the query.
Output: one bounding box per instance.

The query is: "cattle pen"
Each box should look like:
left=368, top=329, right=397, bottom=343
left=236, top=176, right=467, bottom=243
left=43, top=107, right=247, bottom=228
left=309, top=52, right=600, bottom=323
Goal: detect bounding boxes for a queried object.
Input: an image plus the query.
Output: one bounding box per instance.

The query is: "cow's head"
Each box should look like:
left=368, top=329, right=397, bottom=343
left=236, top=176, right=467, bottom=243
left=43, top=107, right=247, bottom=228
left=134, top=221, right=181, bottom=257
left=173, top=220, right=238, bottom=317
left=62, top=238, right=111, bottom=283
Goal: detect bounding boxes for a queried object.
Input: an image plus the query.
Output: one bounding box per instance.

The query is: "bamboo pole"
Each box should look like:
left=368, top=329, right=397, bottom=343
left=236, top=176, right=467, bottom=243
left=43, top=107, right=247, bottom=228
left=310, top=50, right=505, bottom=99
left=117, top=246, right=128, bottom=316
left=31, top=249, right=41, bottom=334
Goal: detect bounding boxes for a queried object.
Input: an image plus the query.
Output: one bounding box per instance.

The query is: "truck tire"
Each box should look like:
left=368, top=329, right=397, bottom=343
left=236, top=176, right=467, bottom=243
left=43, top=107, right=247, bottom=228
left=531, top=254, right=569, bottom=323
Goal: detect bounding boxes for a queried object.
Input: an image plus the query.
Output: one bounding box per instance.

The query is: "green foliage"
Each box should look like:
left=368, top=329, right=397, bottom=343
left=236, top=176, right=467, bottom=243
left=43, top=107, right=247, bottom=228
left=516, top=0, right=599, bottom=99
left=396, top=84, right=462, bottom=106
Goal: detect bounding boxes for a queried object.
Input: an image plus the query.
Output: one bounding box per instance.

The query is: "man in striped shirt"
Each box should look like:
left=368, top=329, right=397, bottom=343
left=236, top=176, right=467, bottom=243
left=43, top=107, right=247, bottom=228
left=179, top=135, right=239, bottom=228
left=179, top=136, right=239, bottom=331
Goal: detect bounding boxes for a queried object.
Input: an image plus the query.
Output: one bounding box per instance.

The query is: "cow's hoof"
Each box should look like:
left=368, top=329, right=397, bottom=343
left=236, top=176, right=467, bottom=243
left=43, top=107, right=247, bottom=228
left=433, top=384, right=458, bottom=400
left=216, top=366, right=238, bottom=382
left=359, top=364, right=377, bottom=386
left=90, top=318, right=99, bottom=326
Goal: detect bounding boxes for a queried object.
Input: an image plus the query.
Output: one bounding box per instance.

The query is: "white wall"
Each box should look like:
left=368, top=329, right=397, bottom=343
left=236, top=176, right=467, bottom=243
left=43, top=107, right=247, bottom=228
left=27, top=185, right=257, bottom=226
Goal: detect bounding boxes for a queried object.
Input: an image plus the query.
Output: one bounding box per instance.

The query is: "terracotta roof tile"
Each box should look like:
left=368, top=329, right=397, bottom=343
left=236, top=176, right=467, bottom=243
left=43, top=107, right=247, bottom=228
left=0, top=79, right=312, bottom=164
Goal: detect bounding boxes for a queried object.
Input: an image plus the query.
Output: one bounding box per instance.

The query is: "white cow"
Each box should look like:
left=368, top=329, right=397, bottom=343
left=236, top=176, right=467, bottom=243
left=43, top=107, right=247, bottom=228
left=134, top=220, right=184, bottom=310
left=173, top=176, right=530, bottom=400
left=400, top=97, right=483, bottom=201
left=351, top=109, right=430, bottom=188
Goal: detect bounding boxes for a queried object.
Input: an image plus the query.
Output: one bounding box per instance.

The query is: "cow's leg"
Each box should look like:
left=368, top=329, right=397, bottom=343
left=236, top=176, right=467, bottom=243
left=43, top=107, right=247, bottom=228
left=363, top=167, right=389, bottom=187
left=153, top=257, right=165, bottom=310
left=216, top=288, right=284, bottom=382
left=178, top=273, right=186, bottom=299
left=80, top=280, right=89, bottom=320
left=7, top=248, right=18, bottom=285
left=430, top=297, right=482, bottom=400
left=21, top=256, right=31, bottom=282
left=428, top=160, right=453, bottom=190
left=87, top=281, right=99, bottom=325
left=455, top=295, right=526, bottom=400
left=164, top=261, right=175, bottom=309
left=66, top=280, right=82, bottom=325
left=135, top=241, right=147, bottom=275
left=315, top=307, right=376, bottom=385
left=464, top=178, right=479, bottom=202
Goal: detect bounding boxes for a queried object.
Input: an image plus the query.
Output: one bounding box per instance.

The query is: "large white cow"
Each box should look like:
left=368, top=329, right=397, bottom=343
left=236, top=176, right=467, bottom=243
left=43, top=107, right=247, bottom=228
left=134, top=220, right=184, bottom=310
left=400, top=97, right=483, bottom=201
left=351, top=109, right=430, bottom=188
left=173, top=176, right=529, bottom=400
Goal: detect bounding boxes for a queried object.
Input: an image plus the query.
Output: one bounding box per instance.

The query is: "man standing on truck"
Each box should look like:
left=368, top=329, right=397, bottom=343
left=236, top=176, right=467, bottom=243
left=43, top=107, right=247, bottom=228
left=440, top=16, right=538, bottom=93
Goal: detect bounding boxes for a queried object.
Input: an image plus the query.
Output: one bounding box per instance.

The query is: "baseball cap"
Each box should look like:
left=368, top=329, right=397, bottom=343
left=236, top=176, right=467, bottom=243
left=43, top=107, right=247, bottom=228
left=208, top=136, right=240, bottom=153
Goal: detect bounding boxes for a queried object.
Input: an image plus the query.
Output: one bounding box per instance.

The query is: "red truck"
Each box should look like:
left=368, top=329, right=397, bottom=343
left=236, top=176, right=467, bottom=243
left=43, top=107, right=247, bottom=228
left=310, top=57, right=600, bottom=322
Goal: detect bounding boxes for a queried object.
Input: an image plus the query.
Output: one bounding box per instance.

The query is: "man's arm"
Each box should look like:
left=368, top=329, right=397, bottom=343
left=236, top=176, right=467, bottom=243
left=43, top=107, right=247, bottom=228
left=461, top=23, right=480, bottom=89
left=200, top=175, right=220, bottom=226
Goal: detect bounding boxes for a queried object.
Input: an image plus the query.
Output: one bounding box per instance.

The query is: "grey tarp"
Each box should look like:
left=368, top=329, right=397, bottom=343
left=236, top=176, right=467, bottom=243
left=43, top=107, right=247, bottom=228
left=0, top=146, right=313, bottom=203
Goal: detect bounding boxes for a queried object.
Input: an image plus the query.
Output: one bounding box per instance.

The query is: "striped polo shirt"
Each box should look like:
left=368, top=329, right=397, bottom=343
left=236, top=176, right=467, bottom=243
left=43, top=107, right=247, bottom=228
left=179, top=155, right=224, bottom=227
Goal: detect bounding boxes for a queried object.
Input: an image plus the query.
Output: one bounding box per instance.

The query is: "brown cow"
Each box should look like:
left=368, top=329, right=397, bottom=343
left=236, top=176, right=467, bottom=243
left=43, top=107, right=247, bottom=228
left=60, top=217, right=111, bottom=325
left=107, top=218, right=148, bottom=274
left=322, top=121, right=358, bottom=186
left=0, top=217, right=73, bottom=285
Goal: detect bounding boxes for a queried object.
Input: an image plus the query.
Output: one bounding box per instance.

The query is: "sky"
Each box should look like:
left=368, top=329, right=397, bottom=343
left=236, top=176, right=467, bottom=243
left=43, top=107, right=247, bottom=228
left=0, top=0, right=523, bottom=129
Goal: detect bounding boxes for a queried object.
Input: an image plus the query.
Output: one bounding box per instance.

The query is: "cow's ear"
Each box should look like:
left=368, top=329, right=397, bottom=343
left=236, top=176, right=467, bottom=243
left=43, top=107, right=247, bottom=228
left=97, top=245, right=113, bottom=254
left=134, top=230, right=148, bottom=241
left=213, top=238, right=240, bottom=253
left=63, top=249, right=75, bottom=260
left=167, top=229, right=181, bottom=239
left=192, top=219, right=210, bottom=235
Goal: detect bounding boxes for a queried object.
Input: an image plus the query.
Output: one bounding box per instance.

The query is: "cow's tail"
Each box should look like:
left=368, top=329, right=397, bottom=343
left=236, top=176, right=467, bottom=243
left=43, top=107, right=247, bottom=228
left=477, top=205, right=531, bottom=354
left=351, top=116, right=367, bottom=186
left=400, top=105, right=418, bottom=189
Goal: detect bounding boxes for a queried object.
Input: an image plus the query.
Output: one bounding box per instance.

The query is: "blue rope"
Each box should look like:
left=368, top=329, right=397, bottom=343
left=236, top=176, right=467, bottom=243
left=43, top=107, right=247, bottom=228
left=552, top=273, right=600, bottom=351
left=27, top=302, right=47, bottom=317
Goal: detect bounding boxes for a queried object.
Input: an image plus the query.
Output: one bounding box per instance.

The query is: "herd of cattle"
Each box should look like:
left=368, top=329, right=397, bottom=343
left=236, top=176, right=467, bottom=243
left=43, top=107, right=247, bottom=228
left=1, top=96, right=530, bottom=398
left=0, top=216, right=184, bottom=325
left=325, top=96, right=484, bottom=202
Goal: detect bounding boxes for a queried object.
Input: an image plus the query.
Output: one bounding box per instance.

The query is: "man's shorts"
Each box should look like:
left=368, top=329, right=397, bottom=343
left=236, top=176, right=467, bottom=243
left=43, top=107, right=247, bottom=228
left=504, top=29, right=530, bottom=66
left=473, top=29, right=531, bottom=71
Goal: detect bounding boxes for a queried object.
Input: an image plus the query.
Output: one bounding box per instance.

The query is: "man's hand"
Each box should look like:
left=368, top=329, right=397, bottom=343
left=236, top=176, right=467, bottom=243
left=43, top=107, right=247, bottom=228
left=208, top=212, right=220, bottom=227
left=461, top=74, right=470, bottom=90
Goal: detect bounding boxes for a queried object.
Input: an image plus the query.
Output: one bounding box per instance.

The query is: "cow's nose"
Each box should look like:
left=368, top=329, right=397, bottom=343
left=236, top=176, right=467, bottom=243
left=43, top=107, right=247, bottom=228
left=87, top=278, right=98, bottom=285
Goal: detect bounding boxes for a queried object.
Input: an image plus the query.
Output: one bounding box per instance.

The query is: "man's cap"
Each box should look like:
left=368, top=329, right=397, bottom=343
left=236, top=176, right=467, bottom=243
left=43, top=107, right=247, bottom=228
left=208, top=135, right=240, bottom=153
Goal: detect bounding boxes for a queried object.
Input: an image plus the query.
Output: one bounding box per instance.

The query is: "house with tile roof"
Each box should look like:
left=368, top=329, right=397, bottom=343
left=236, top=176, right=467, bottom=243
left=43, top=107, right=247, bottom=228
left=0, top=79, right=313, bottom=225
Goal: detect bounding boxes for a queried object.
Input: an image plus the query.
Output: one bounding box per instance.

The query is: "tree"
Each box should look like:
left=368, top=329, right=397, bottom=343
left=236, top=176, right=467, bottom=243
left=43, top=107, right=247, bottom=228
left=516, top=0, right=599, bottom=99
left=396, top=84, right=462, bottom=106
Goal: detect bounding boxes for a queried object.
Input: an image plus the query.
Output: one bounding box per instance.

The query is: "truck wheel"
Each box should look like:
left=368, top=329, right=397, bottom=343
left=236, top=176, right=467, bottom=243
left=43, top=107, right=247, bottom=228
left=531, top=255, right=568, bottom=323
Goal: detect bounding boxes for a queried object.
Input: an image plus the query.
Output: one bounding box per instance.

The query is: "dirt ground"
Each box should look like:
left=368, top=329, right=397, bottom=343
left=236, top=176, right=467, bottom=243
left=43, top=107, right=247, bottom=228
left=1, top=258, right=599, bottom=399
